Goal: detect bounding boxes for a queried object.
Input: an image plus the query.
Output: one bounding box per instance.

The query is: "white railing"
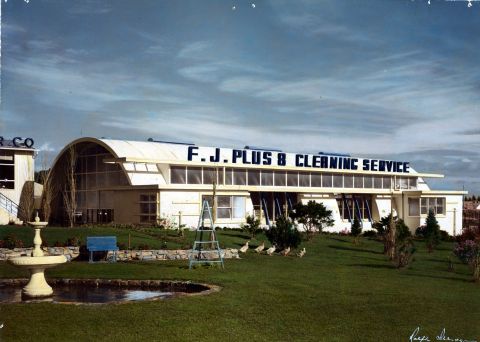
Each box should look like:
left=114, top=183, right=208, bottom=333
left=0, top=193, right=18, bottom=217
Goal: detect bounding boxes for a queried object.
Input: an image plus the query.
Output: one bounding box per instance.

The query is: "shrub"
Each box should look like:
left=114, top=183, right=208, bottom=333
left=350, top=217, right=362, bottom=244
left=424, top=210, right=441, bottom=252
left=289, top=201, right=334, bottom=238
left=242, top=215, right=261, bottom=238
left=415, top=225, right=426, bottom=238
left=137, top=243, right=151, bottom=250
left=453, top=240, right=480, bottom=281
left=265, top=216, right=302, bottom=250
left=2, top=234, right=23, bottom=249
left=362, top=230, right=377, bottom=238
left=394, top=239, right=416, bottom=269
left=117, top=242, right=128, bottom=250
left=66, top=236, right=81, bottom=247
left=439, top=230, right=452, bottom=242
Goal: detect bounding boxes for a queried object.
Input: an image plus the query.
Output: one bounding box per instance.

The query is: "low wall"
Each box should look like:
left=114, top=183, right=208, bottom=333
left=0, top=247, right=239, bottom=261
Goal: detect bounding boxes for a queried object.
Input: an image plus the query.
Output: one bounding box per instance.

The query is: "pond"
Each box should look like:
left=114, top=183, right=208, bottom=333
left=0, top=279, right=219, bottom=304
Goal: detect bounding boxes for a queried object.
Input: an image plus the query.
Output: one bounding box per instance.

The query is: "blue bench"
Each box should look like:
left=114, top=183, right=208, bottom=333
left=87, top=236, right=119, bottom=263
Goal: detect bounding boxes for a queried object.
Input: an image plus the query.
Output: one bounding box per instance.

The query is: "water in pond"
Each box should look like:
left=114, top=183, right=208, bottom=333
left=0, top=286, right=174, bottom=304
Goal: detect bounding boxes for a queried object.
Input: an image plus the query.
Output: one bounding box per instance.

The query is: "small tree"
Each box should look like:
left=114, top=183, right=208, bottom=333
left=350, top=217, right=362, bottom=244
left=373, top=214, right=413, bottom=261
left=265, top=216, right=302, bottom=250
left=424, top=209, right=440, bottom=252
left=63, top=145, right=77, bottom=228
left=289, top=201, right=334, bottom=239
left=39, top=152, right=56, bottom=222
left=454, top=240, right=480, bottom=282
left=242, top=215, right=261, bottom=238
left=18, top=180, right=35, bottom=223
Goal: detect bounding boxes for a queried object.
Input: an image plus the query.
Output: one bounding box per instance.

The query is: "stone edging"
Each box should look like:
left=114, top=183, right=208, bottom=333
left=0, top=247, right=240, bottom=261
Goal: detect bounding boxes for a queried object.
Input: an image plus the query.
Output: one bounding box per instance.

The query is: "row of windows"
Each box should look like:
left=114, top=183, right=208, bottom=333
left=408, top=197, right=446, bottom=216
left=139, top=194, right=158, bottom=223
left=171, top=166, right=417, bottom=189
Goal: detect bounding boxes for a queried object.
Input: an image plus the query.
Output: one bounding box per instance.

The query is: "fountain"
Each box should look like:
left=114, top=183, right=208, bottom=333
left=8, top=213, right=66, bottom=298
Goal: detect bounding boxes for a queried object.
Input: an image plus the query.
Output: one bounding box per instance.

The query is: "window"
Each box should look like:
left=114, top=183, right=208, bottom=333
left=225, top=168, right=233, bottom=185
left=299, top=172, right=310, bottom=187
left=382, top=177, right=391, bottom=189
left=420, top=197, right=446, bottom=215
left=364, top=176, right=373, bottom=189
left=274, top=171, right=286, bottom=186
left=233, top=169, right=247, bottom=185
left=261, top=170, right=273, bottom=186
left=322, top=173, right=332, bottom=187
left=170, top=166, right=186, bottom=184
left=408, top=198, right=419, bottom=216
left=353, top=175, right=363, bottom=188
left=333, top=174, right=343, bottom=188
left=373, top=176, right=382, bottom=189
left=0, top=151, right=14, bottom=189
left=311, top=173, right=322, bottom=187
left=248, top=169, right=260, bottom=186
left=287, top=172, right=298, bottom=187
left=187, top=167, right=202, bottom=184
left=202, top=195, right=245, bottom=220
left=408, top=178, right=417, bottom=189
left=344, top=175, right=353, bottom=188
left=203, top=167, right=216, bottom=184
left=336, top=195, right=373, bottom=220
left=139, top=194, right=157, bottom=223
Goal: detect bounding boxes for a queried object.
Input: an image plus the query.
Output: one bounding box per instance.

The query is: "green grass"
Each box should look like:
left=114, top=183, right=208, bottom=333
left=0, top=232, right=479, bottom=341
left=0, top=225, right=256, bottom=250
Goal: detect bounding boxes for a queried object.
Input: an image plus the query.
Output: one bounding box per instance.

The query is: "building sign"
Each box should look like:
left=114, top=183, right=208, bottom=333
left=0, top=136, right=35, bottom=148
left=187, top=146, right=410, bottom=173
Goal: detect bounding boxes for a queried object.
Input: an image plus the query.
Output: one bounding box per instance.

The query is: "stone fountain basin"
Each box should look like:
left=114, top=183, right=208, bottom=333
left=8, top=255, right=67, bottom=267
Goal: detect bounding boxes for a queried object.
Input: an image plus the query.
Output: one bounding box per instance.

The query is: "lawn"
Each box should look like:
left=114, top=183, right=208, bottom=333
left=0, top=229, right=479, bottom=341
left=0, top=225, right=251, bottom=250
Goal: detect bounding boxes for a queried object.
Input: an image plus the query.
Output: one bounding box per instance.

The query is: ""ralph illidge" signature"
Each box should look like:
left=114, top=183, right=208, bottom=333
left=410, top=327, right=477, bottom=342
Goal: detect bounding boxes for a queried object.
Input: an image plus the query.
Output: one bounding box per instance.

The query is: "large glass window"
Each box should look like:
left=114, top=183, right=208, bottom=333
left=225, top=168, right=233, bottom=185
left=202, top=195, right=245, bottom=220
left=364, top=176, right=373, bottom=189
left=373, top=176, right=382, bottom=189
left=336, top=195, right=373, bottom=220
left=420, top=197, right=446, bottom=215
left=382, top=177, right=391, bottom=189
left=203, top=167, right=216, bottom=184
left=171, top=166, right=187, bottom=184
left=408, top=178, right=417, bottom=189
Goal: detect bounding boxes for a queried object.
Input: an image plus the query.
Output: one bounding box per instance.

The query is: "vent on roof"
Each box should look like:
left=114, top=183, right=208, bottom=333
left=318, top=152, right=351, bottom=157
left=244, top=145, right=282, bottom=152
left=147, top=138, right=195, bottom=146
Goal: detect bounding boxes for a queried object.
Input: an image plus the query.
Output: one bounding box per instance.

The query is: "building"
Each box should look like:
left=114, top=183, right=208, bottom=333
left=0, top=137, right=37, bottom=225
left=48, top=137, right=466, bottom=235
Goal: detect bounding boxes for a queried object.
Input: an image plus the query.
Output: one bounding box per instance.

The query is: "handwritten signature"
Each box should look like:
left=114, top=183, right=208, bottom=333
left=410, top=327, right=477, bottom=342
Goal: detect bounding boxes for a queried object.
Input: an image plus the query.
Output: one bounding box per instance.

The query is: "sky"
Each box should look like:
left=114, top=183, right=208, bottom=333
left=1, top=0, right=479, bottom=193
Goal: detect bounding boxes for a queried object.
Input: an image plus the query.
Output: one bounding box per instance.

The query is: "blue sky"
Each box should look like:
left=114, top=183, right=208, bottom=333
left=1, top=0, right=479, bottom=193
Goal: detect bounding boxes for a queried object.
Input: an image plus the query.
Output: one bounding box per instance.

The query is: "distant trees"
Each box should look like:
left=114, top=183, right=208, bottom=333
left=289, top=201, right=334, bottom=239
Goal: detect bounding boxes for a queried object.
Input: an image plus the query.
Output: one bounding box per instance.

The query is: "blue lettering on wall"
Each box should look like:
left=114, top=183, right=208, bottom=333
left=187, top=146, right=199, bottom=161
left=277, top=153, right=286, bottom=166
left=263, top=151, right=272, bottom=165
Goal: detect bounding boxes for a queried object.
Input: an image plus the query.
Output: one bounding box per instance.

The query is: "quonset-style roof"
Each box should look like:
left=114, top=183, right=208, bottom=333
left=57, top=137, right=445, bottom=177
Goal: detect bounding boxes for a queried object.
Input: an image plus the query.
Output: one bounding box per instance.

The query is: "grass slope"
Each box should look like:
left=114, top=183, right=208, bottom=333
left=0, top=233, right=478, bottom=341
